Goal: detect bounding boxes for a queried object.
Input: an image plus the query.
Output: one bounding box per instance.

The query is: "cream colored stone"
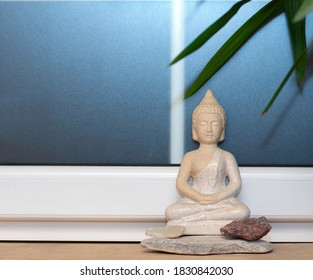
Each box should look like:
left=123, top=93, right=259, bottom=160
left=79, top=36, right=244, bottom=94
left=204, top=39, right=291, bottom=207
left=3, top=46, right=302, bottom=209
left=145, top=225, right=186, bottom=238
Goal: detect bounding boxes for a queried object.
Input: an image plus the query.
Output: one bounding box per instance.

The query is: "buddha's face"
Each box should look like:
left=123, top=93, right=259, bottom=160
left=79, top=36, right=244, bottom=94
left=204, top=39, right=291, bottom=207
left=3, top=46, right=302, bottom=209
left=193, top=113, right=224, bottom=144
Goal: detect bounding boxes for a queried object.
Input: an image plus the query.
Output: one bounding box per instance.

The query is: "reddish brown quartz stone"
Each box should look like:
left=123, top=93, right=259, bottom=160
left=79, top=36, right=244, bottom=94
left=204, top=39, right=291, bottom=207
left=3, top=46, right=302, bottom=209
left=220, top=216, right=272, bottom=241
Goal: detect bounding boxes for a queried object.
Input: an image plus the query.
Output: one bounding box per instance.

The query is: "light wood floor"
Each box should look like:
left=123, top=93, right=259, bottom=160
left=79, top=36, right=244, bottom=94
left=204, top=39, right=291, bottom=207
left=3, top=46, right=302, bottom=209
left=0, top=242, right=312, bottom=260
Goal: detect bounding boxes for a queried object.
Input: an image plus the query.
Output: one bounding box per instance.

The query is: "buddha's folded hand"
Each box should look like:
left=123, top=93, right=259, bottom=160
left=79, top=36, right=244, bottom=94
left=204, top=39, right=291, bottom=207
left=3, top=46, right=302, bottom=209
left=198, top=193, right=218, bottom=205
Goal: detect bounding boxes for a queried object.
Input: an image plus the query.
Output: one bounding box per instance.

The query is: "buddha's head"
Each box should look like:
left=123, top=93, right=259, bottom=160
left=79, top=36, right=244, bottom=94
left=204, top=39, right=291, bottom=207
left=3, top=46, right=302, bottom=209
left=192, top=90, right=226, bottom=144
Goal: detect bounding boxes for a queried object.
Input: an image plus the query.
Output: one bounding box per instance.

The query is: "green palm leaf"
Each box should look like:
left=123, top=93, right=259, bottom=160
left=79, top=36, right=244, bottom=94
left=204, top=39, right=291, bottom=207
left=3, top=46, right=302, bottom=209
left=294, top=0, right=313, bottom=21
left=261, top=41, right=312, bottom=115
left=170, top=0, right=251, bottom=66
left=284, top=0, right=307, bottom=84
left=185, top=0, right=284, bottom=99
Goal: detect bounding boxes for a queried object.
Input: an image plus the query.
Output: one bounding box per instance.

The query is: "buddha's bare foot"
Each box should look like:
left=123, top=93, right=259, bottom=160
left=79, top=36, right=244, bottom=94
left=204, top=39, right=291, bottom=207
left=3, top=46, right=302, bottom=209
left=145, top=225, right=186, bottom=238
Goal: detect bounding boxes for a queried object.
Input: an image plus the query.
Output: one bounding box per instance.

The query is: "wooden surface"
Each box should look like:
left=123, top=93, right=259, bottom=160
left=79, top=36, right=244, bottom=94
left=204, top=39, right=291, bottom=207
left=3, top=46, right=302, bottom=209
left=0, top=242, right=312, bottom=260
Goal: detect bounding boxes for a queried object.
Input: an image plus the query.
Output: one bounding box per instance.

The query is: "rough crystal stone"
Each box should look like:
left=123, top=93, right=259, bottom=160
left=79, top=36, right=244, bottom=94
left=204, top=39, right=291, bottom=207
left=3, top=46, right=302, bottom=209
left=220, top=216, right=272, bottom=241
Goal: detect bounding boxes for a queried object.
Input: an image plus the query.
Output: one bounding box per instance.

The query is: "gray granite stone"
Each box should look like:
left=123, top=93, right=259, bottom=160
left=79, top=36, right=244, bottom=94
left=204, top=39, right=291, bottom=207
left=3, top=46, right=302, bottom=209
left=141, top=235, right=273, bottom=255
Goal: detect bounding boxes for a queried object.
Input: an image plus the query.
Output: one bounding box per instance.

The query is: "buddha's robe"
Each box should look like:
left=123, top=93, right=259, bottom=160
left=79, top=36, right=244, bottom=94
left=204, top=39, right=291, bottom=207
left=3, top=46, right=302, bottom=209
left=166, top=148, right=250, bottom=223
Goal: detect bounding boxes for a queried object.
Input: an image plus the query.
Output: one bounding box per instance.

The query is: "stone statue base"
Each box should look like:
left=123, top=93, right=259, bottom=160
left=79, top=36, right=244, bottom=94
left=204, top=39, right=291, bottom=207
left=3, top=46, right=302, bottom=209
left=141, top=235, right=273, bottom=255
left=146, top=221, right=232, bottom=239
left=168, top=220, right=232, bottom=235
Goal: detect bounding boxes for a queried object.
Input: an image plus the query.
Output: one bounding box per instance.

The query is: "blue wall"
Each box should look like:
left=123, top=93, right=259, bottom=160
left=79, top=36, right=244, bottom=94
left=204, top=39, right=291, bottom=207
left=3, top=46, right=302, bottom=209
left=0, top=1, right=312, bottom=166
left=0, top=1, right=171, bottom=164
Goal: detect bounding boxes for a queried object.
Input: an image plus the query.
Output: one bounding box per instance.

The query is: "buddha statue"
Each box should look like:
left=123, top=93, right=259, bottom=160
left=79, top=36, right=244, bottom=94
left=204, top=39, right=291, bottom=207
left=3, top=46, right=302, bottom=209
left=146, top=90, right=250, bottom=238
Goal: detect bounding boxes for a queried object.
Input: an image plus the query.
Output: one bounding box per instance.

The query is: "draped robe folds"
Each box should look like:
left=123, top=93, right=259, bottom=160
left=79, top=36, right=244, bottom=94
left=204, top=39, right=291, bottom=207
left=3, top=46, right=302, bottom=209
left=165, top=148, right=250, bottom=224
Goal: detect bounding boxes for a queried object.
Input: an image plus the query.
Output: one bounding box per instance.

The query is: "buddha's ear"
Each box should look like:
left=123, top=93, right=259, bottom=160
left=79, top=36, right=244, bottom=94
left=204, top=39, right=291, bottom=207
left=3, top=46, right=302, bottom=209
left=192, top=129, right=198, bottom=142
left=219, top=129, right=225, bottom=142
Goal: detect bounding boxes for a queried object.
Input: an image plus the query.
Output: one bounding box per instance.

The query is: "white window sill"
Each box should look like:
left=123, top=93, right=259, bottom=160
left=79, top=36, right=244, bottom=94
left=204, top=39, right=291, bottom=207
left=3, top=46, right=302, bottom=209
left=0, top=166, right=312, bottom=242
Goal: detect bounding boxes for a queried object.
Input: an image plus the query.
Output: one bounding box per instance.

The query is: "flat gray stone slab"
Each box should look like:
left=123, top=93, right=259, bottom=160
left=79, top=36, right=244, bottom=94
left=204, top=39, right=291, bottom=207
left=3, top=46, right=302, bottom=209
left=141, top=235, right=273, bottom=255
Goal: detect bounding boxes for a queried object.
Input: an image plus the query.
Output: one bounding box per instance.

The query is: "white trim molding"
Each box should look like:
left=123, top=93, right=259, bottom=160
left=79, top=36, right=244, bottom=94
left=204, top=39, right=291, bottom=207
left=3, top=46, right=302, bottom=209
left=0, top=166, right=312, bottom=242
left=170, top=0, right=185, bottom=164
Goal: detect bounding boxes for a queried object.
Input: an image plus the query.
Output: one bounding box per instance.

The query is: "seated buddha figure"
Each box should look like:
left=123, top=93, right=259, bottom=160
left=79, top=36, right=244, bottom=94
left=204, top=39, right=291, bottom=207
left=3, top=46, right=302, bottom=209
left=164, top=90, right=250, bottom=236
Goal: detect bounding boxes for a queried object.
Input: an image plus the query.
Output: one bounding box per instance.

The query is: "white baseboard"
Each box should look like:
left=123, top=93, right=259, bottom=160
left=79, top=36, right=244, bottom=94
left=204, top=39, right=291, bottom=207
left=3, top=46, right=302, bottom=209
left=0, top=166, right=312, bottom=242
left=0, top=221, right=312, bottom=243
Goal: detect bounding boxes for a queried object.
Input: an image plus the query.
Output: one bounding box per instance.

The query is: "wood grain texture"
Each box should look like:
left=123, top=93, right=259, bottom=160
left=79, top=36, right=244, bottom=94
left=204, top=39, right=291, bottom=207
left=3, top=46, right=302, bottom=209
left=0, top=242, right=312, bottom=260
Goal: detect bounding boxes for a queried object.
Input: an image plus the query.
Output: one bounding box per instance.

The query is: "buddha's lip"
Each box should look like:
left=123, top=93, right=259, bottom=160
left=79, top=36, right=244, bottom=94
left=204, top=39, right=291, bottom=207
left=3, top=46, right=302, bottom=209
left=205, top=134, right=213, bottom=137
